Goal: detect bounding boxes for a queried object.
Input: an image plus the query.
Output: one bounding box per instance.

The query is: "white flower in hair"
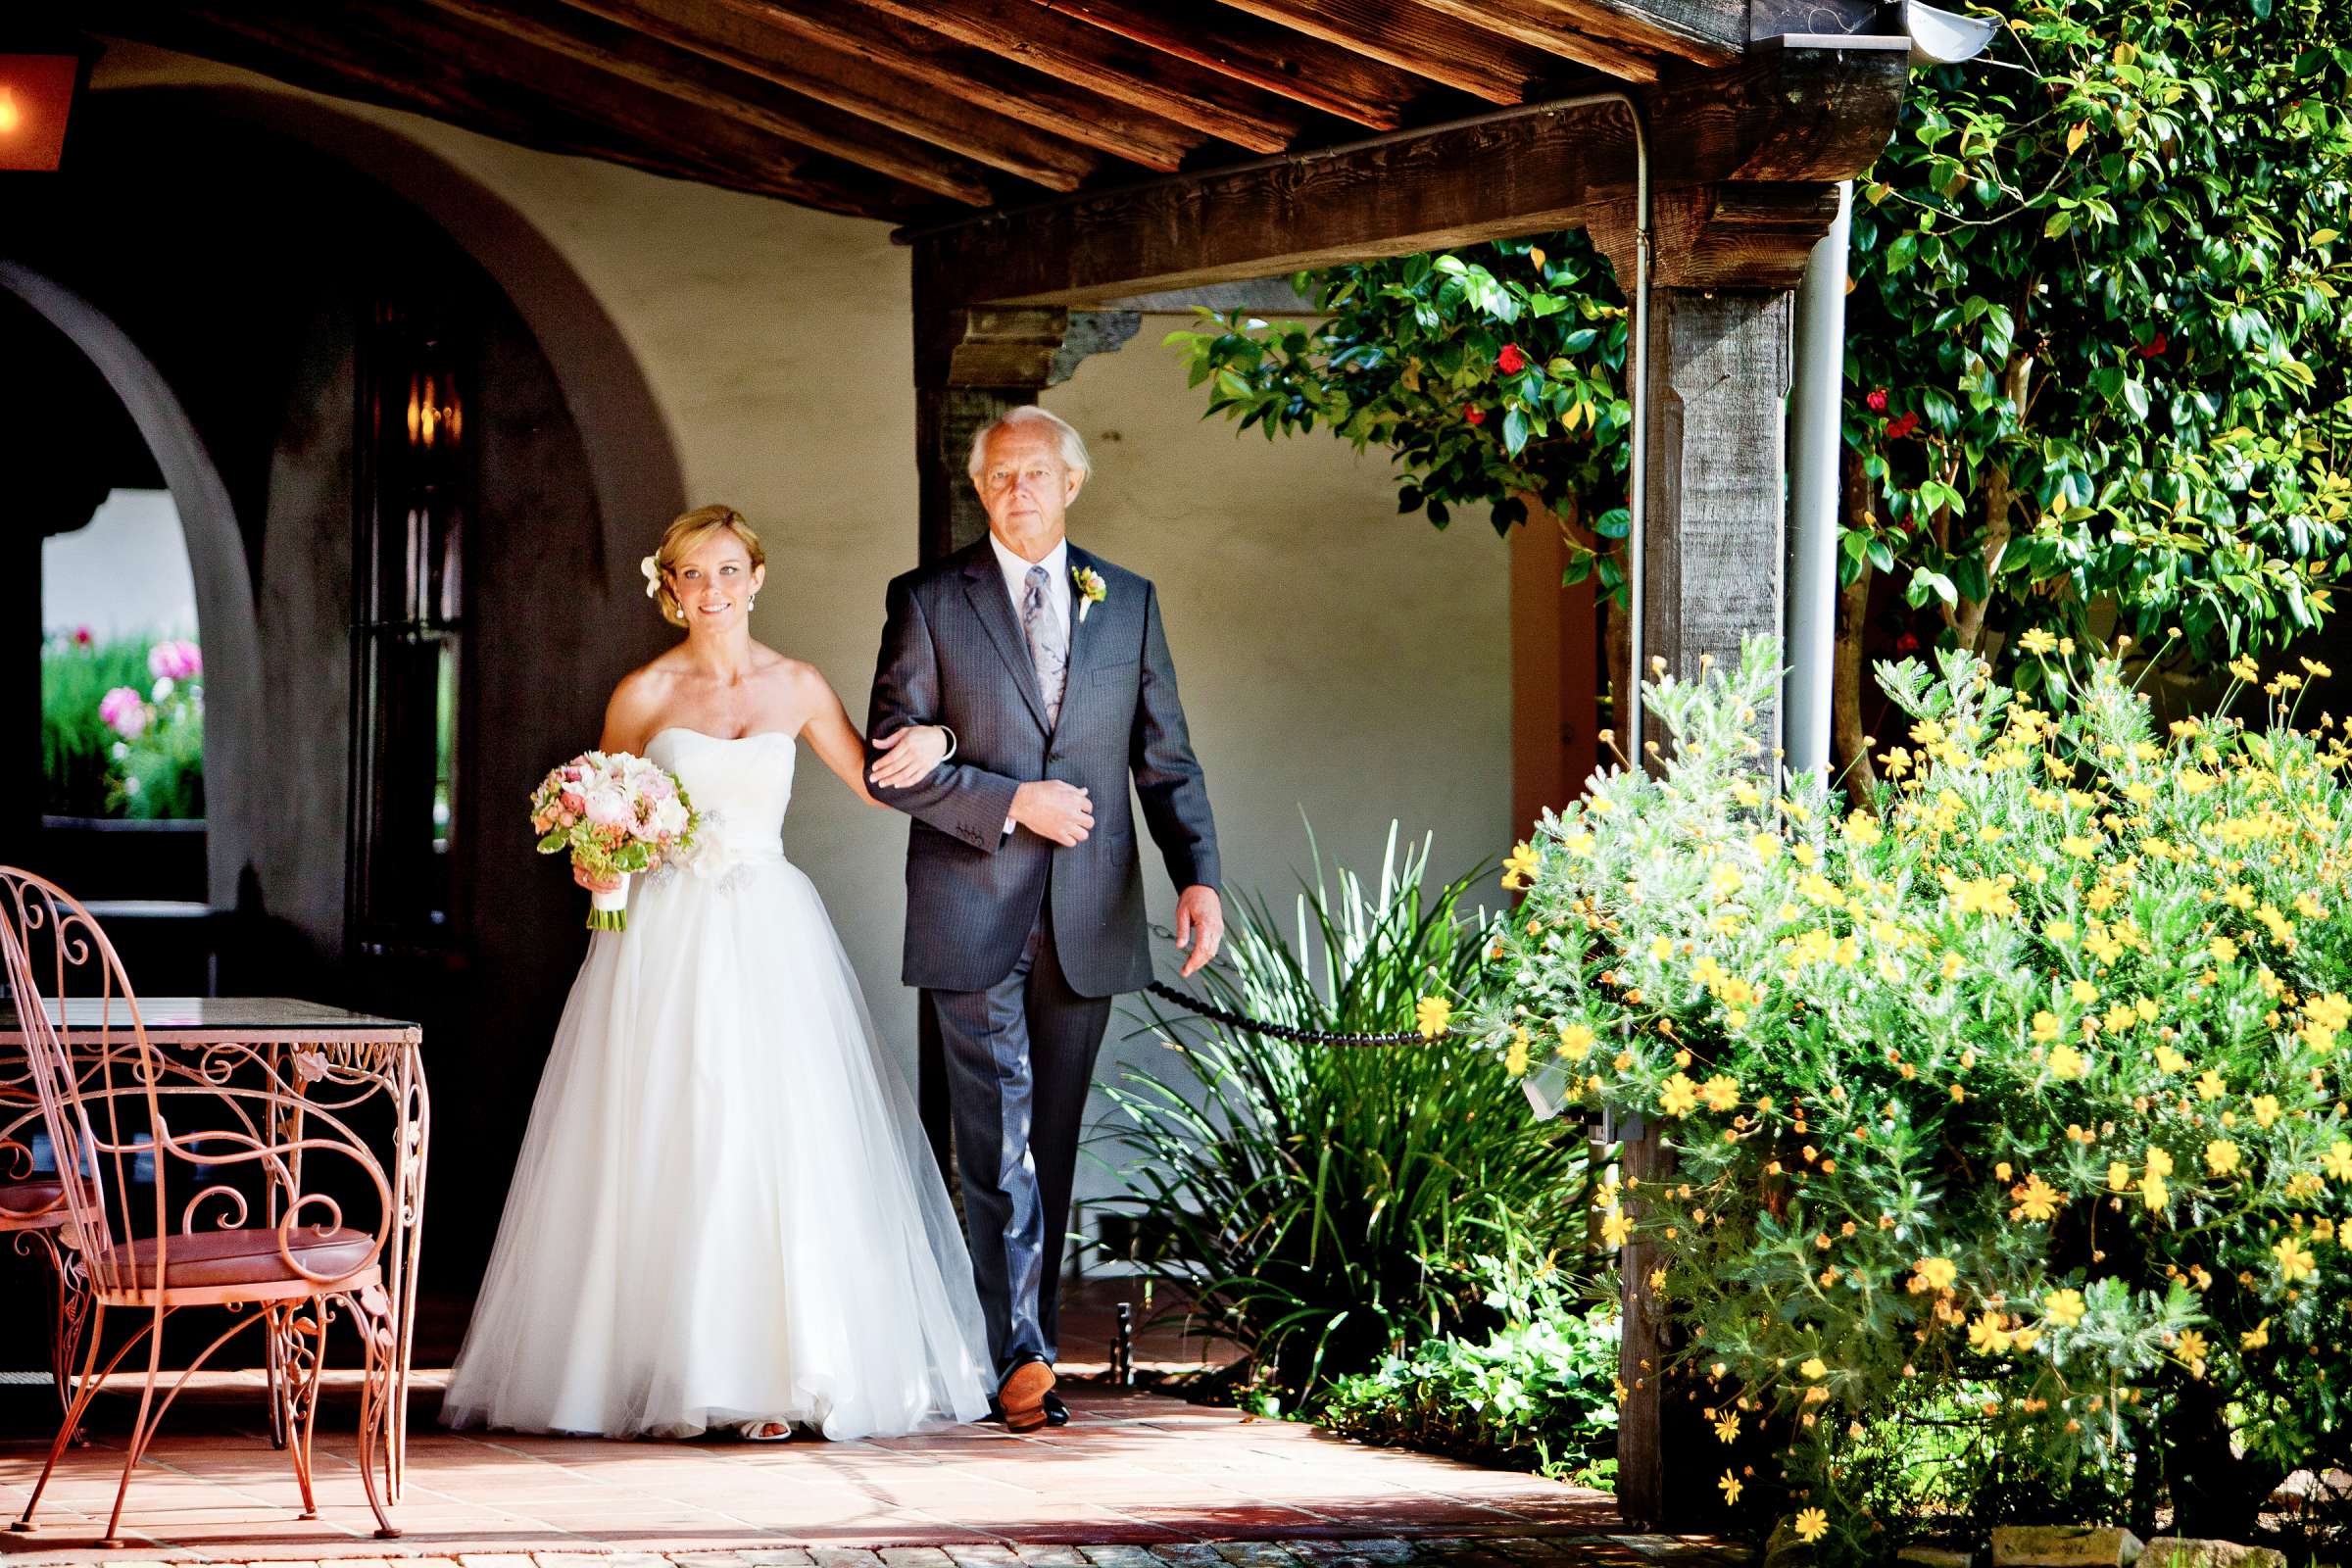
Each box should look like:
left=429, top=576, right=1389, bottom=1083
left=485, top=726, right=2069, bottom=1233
left=641, top=555, right=662, bottom=598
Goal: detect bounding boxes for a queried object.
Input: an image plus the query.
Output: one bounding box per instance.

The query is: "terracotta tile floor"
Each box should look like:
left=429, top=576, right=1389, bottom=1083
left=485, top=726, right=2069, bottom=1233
left=0, top=1377, right=1712, bottom=1567
left=0, top=1286, right=1717, bottom=1566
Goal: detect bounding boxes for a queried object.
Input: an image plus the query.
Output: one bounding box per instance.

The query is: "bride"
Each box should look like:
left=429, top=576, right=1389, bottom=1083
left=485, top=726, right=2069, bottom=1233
left=441, top=505, right=994, bottom=1441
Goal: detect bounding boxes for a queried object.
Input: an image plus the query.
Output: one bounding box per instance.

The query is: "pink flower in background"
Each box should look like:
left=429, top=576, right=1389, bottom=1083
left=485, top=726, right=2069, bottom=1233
left=98, top=687, right=149, bottom=741
left=73, top=626, right=91, bottom=646
left=148, top=639, right=203, bottom=683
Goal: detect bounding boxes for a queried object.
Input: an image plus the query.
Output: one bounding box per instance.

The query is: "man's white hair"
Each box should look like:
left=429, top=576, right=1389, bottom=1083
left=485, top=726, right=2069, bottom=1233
left=966, top=404, right=1092, bottom=487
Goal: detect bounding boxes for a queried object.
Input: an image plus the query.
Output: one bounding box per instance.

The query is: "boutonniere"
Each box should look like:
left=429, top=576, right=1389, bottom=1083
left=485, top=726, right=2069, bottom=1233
left=1072, top=564, right=1107, bottom=624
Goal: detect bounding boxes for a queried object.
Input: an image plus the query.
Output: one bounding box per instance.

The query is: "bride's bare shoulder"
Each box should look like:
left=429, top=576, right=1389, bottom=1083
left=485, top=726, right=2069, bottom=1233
left=771, top=651, right=836, bottom=696
left=602, top=658, right=683, bottom=749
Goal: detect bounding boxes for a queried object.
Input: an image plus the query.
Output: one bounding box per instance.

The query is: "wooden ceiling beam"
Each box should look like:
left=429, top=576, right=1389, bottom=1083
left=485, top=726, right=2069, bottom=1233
left=82, top=0, right=932, bottom=217
left=1532, top=0, right=1746, bottom=63
left=1210, top=0, right=1589, bottom=105
left=548, top=0, right=1102, bottom=191
left=414, top=0, right=1001, bottom=204
left=1027, top=0, right=1445, bottom=130
left=847, top=0, right=1312, bottom=155
left=907, top=41, right=1911, bottom=308
left=706, top=0, right=1205, bottom=173
left=1399, top=0, right=1667, bottom=80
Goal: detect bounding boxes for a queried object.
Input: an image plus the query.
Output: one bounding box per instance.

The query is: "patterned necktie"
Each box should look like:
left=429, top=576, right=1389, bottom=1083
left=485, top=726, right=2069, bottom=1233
left=1022, top=564, right=1067, bottom=727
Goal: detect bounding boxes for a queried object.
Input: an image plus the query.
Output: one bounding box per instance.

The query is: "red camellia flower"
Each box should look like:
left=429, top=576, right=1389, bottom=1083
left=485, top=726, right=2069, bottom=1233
left=2135, top=330, right=2168, bottom=359
left=1866, top=387, right=1889, bottom=413
left=1885, top=410, right=1921, bottom=439
left=1464, top=404, right=1487, bottom=425
left=1496, top=343, right=1527, bottom=375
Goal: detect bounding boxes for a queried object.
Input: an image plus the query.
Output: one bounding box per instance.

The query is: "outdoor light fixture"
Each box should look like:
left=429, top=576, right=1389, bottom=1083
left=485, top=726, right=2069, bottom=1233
left=0, top=48, right=89, bottom=172
left=1902, top=0, right=2001, bottom=66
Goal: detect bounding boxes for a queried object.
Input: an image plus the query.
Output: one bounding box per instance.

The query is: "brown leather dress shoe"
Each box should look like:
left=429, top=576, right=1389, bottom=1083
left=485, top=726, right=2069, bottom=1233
left=999, top=1359, right=1056, bottom=1434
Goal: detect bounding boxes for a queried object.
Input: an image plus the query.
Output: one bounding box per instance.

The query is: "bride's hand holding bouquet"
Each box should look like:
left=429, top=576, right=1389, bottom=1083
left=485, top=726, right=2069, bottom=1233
left=529, top=751, right=698, bottom=930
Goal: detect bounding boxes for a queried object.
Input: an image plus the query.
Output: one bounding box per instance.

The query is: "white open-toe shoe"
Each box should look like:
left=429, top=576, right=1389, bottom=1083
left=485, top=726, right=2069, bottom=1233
left=736, top=1420, right=795, bottom=1443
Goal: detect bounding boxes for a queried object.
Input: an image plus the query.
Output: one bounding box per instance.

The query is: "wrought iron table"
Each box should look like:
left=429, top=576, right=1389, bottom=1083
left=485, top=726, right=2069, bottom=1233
left=6, top=997, right=429, bottom=1502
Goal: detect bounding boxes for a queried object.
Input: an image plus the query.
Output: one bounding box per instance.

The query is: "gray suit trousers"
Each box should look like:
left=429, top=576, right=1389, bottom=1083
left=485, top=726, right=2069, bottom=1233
left=925, top=894, right=1112, bottom=1381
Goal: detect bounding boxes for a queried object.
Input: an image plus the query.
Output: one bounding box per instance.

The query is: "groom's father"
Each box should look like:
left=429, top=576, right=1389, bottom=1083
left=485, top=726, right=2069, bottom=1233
left=865, top=405, right=1222, bottom=1432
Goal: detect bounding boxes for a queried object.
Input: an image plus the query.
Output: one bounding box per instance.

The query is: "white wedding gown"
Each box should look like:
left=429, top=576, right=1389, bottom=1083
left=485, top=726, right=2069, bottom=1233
left=441, top=727, right=994, bottom=1440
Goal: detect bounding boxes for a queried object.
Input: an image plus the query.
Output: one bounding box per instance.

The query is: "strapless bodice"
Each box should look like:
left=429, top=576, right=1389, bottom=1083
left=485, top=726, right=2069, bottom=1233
left=644, top=727, right=795, bottom=867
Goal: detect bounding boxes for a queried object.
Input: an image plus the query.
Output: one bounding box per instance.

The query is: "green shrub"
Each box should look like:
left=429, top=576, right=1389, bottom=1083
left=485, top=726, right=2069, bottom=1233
left=1320, top=1244, right=1621, bottom=1489
left=1101, top=822, right=1597, bottom=1398
left=1466, top=638, right=2352, bottom=1559
left=40, top=632, right=205, bottom=820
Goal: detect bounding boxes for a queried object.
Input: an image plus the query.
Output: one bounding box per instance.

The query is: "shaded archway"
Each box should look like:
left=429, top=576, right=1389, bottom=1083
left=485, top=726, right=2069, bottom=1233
left=0, top=76, right=692, bottom=1334
left=118, top=81, right=688, bottom=583
left=0, top=260, right=260, bottom=910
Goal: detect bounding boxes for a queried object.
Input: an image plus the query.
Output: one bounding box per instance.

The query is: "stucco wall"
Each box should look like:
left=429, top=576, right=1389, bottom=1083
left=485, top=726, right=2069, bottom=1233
left=40, top=489, right=198, bottom=639
left=88, top=43, right=1514, bottom=1224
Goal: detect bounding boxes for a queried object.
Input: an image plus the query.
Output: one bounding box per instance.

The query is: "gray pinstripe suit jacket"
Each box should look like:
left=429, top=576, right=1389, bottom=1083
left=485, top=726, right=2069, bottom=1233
left=863, top=538, right=1220, bottom=997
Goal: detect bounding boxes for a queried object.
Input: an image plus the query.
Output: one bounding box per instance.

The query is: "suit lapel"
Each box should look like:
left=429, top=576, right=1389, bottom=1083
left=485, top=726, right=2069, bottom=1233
left=960, top=552, right=1052, bottom=734
left=1054, top=544, right=1104, bottom=736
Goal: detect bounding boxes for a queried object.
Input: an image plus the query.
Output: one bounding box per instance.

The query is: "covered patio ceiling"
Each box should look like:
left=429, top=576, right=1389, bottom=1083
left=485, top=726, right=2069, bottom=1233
left=74, top=1, right=1901, bottom=263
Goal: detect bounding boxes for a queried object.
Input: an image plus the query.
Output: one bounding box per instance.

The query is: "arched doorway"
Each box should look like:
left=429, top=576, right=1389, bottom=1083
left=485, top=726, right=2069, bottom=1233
left=2, top=262, right=261, bottom=924
left=1, top=84, right=687, bottom=1360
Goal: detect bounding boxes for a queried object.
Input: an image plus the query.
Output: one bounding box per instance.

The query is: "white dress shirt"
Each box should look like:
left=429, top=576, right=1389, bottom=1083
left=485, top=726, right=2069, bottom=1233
left=988, top=532, right=1071, bottom=838
left=990, top=531, right=1070, bottom=643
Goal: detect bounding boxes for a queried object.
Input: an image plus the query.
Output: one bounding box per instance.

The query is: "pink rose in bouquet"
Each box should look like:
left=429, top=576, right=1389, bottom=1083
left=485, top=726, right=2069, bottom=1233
left=528, top=750, right=699, bottom=931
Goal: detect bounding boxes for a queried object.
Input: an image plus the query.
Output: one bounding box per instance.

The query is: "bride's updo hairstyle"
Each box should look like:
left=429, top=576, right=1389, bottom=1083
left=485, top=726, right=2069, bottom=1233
left=648, top=504, right=767, bottom=626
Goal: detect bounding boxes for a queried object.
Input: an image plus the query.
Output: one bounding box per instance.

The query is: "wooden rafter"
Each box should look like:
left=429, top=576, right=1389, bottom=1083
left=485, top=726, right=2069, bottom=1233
left=1210, top=0, right=1591, bottom=105
left=83, top=0, right=934, bottom=216
left=700, top=0, right=1207, bottom=173
left=547, top=0, right=1104, bottom=191
left=1401, top=0, right=1669, bottom=80
left=1028, top=0, right=1449, bottom=130
left=414, top=0, right=1002, bottom=205
left=1532, top=0, right=1746, bottom=62
left=848, top=0, right=1312, bottom=155
left=907, top=42, right=1910, bottom=308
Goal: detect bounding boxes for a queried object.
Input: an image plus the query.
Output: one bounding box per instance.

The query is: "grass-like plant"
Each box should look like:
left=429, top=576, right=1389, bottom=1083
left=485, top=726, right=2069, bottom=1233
left=1098, top=822, right=1594, bottom=1399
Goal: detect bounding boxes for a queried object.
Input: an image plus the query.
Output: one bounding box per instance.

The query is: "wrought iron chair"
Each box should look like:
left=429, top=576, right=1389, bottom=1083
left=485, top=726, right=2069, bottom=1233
left=0, top=1083, right=84, bottom=1417
left=0, top=868, right=399, bottom=1547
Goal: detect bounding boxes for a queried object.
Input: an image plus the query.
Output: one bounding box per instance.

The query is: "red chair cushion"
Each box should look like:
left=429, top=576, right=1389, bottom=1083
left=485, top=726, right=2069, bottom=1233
left=0, top=1179, right=65, bottom=1223
left=122, top=1226, right=377, bottom=1289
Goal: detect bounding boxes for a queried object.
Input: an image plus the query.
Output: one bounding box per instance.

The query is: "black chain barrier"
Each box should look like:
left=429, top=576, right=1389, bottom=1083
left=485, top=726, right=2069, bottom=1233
left=1142, top=979, right=1445, bottom=1046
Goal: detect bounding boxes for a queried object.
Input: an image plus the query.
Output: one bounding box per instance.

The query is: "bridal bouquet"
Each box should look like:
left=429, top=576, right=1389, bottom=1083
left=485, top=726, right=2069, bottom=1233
left=528, top=751, right=698, bottom=931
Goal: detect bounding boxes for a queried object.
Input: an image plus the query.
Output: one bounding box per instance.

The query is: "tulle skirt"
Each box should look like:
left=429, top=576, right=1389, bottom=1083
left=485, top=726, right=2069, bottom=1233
left=440, top=855, right=994, bottom=1440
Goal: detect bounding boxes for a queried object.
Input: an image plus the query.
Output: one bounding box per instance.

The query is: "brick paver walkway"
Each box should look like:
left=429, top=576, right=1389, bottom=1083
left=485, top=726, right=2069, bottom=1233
left=0, top=1382, right=1727, bottom=1568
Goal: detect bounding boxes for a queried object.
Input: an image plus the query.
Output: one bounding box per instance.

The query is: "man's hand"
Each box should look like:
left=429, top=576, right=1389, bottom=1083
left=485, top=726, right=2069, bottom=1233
left=1010, top=780, right=1094, bottom=846
left=869, top=724, right=948, bottom=790
left=1173, top=885, right=1224, bottom=978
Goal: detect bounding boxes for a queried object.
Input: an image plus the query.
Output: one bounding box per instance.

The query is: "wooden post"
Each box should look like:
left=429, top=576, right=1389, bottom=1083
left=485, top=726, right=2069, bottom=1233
left=1592, top=181, right=1827, bottom=1527
left=1635, top=284, right=1794, bottom=758
left=908, top=287, right=1140, bottom=1175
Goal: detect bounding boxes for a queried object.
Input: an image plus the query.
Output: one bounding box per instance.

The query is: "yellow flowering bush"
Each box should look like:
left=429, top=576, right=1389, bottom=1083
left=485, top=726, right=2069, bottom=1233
left=1471, top=638, right=2352, bottom=1558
